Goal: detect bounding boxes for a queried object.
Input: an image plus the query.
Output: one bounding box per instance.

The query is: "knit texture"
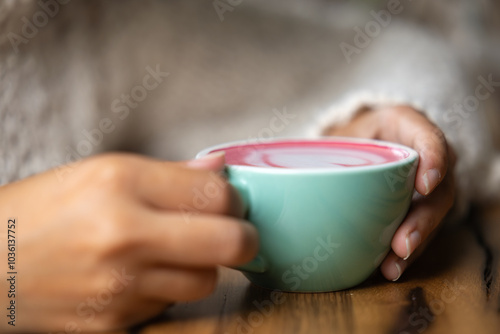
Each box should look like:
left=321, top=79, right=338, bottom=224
left=1, top=1, right=498, bottom=212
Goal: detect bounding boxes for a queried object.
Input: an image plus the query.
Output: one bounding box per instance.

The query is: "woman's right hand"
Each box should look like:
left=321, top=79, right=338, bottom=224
left=0, top=152, right=258, bottom=332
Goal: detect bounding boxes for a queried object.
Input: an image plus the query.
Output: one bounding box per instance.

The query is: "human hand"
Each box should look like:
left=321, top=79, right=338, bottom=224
left=325, top=106, right=456, bottom=281
left=0, top=152, right=258, bottom=332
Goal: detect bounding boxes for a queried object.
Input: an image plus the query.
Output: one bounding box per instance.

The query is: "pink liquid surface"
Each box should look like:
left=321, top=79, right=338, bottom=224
left=211, top=140, right=409, bottom=169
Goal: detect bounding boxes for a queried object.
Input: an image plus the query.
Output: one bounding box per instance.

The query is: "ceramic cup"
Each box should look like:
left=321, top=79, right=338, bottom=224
left=196, top=137, right=419, bottom=292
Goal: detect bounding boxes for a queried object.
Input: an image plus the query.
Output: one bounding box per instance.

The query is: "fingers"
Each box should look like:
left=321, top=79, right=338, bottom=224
left=134, top=155, right=244, bottom=218
left=78, top=153, right=242, bottom=217
left=381, top=106, right=449, bottom=196
left=377, top=108, right=456, bottom=281
left=138, top=267, right=218, bottom=302
left=327, top=106, right=451, bottom=196
left=324, top=106, right=456, bottom=281
left=183, top=151, right=226, bottom=171
left=133, top=210, right=259, bottom=268
left=381, top=224, right=443, bottom=281
left=391, top=166, right=455, bottom=260
left=379, top=172, right=454, bottom=280
left=380, top=251, right=408, bottom=281
left=407, top=127, right=448, bottom=197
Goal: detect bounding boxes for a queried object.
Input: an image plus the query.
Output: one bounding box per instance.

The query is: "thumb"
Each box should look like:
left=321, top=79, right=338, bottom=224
left=183, top=151, right=226, bottom=171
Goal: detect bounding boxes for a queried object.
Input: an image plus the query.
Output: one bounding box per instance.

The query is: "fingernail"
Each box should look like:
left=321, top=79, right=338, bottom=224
left=186, top=151, right=225, bottom=168
left=404, top=230, right=421, bottom=260
left=423, top=168, right=441, bottom=195
left=392, top=262, right=402, bottom=282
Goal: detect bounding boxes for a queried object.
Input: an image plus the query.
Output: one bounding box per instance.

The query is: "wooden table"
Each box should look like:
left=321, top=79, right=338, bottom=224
left=117, top=204, right=500, bottom=334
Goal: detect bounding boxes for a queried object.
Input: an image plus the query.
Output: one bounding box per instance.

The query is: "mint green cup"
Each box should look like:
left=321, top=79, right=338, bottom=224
left=197, top=137, right=419, bottom=292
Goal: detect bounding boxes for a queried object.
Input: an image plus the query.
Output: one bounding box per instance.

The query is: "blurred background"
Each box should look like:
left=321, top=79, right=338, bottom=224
left=249, top=0, right=500, bottom=146
left=390, top=0, right=500, bottom=147
left=1, top=0, right=499, bottom=180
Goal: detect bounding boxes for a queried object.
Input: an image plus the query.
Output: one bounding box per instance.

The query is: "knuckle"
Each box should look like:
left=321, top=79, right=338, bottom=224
left=432, top=127, right=447, bottom=143
left=91, top=311, right=134, bottom=331
left=192, top=270, right=217, bottom=298
left=430, top=129, right=447, bottom=151
left=427, top=215, right=439, bottom=231
left=215, top=184, right=235, bottom=213
left=219, top=222, right=255, bottom=265
left=199, top=173, right=234, bottom=214
left=416, top=131, right=448, bottom=168
left=416, top=130, right=438, bottom=150
left=94, top=211, right=136, bottom=258
left=83, top=154, right=134, bottom=191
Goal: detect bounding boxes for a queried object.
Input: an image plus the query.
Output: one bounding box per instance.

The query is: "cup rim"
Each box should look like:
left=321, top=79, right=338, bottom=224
left=195, top=136, right=419, bottom=174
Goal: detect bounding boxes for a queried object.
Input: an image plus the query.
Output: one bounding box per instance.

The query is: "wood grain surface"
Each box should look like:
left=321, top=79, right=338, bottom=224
left=109, top=204, right=500, bottom=334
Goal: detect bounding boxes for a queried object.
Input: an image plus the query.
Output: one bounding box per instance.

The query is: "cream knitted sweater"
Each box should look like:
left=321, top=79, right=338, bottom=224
left=1, top=1, right=499, bottom=214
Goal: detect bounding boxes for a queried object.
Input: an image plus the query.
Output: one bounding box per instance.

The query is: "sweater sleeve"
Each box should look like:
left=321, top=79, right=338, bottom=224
left=310, top=20, right=500, bottom=215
